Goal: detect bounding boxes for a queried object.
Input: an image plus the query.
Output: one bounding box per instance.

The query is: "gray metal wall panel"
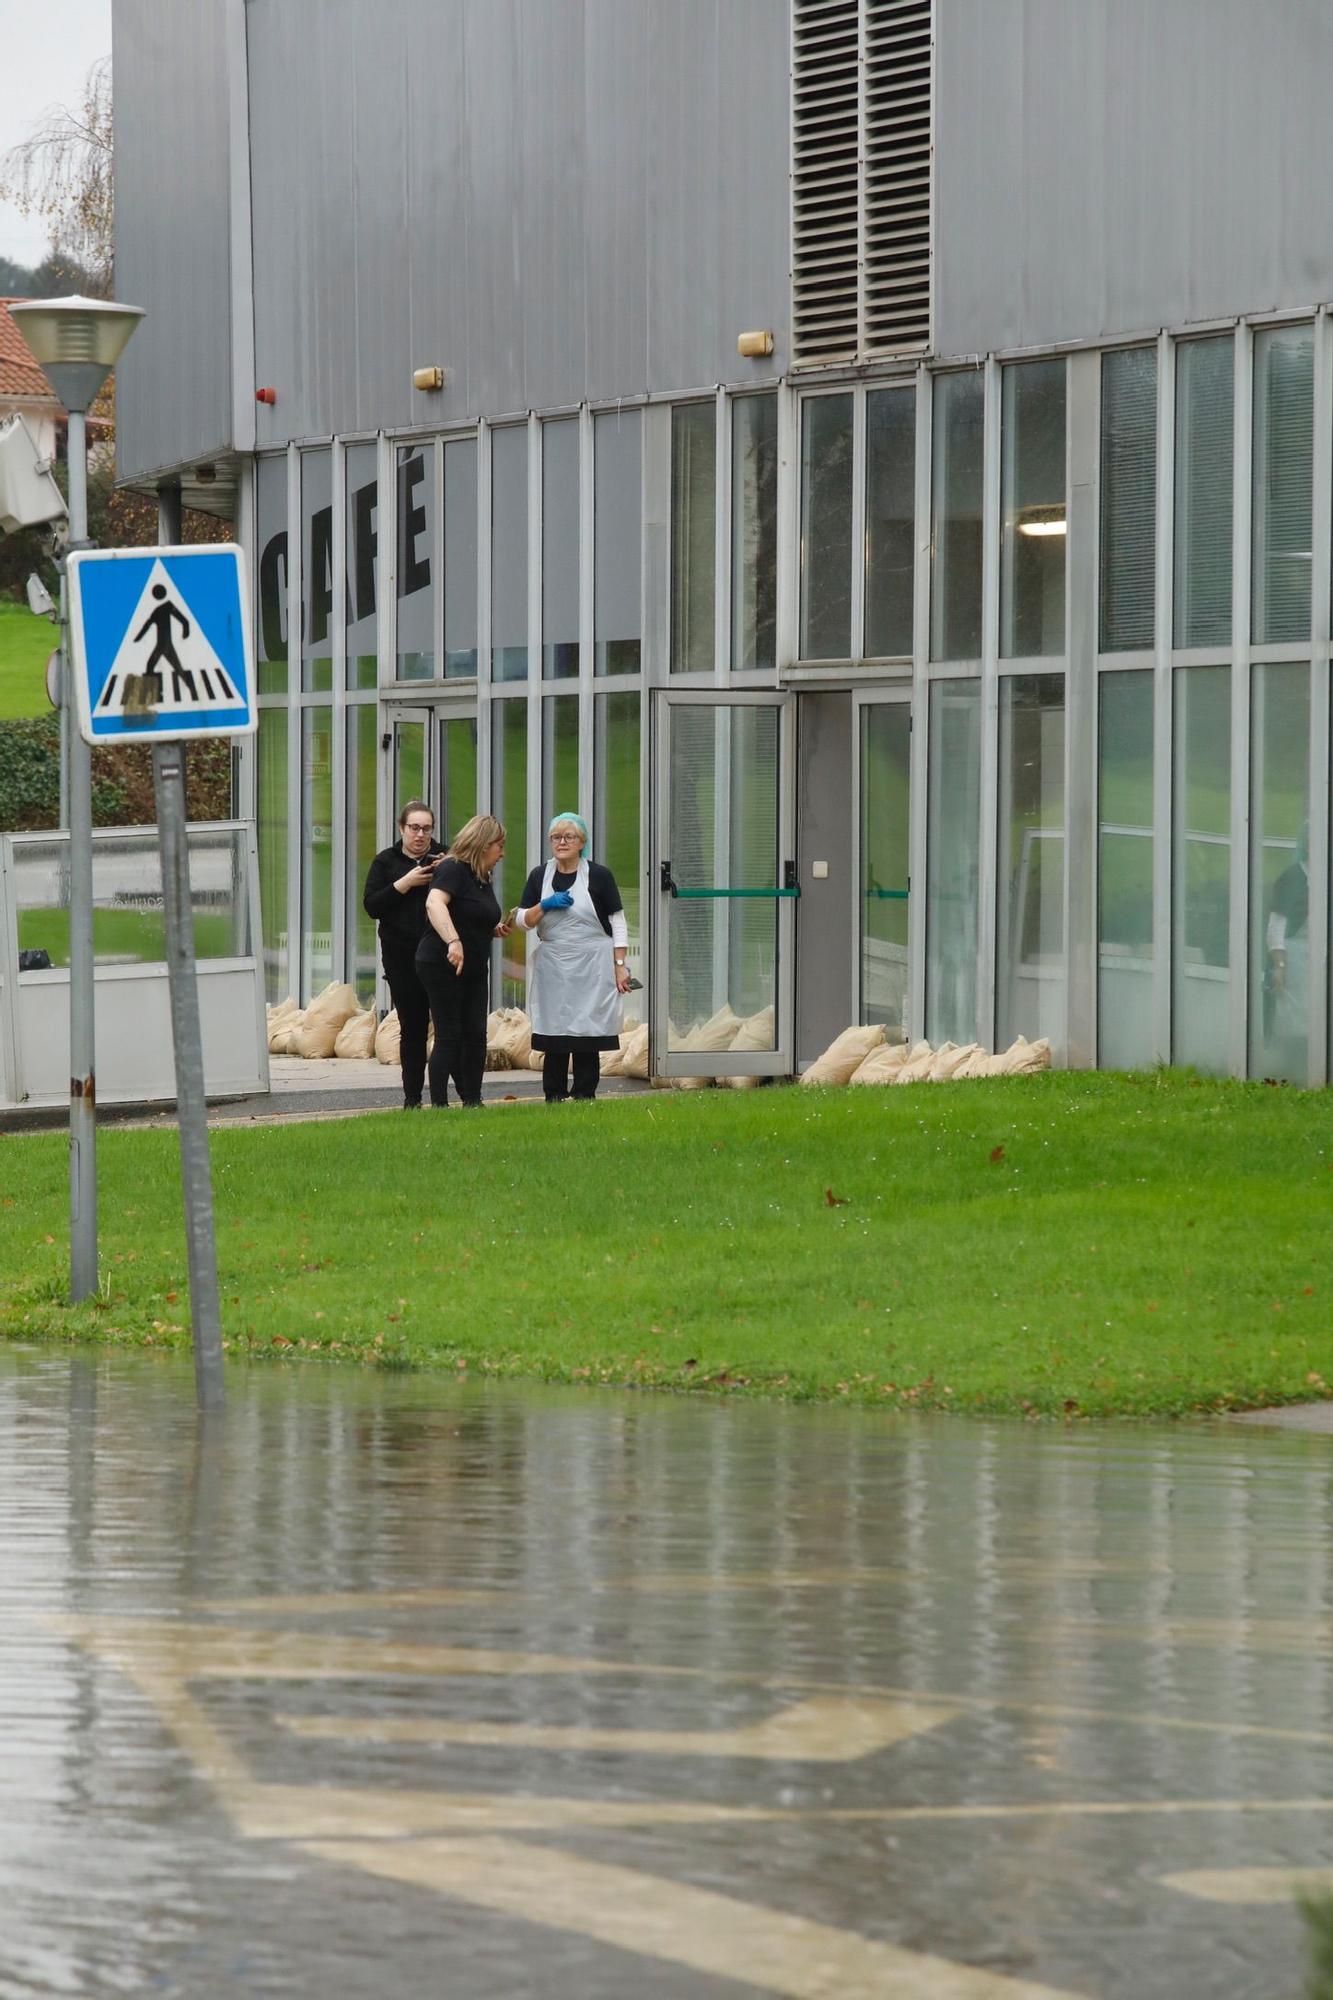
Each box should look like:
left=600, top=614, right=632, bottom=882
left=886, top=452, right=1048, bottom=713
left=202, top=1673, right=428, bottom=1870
left=242, top=0, right=790, bottom=444
left=113, top=0, right=233, bottom=481
left=936, top=0, right=1333, bottom=359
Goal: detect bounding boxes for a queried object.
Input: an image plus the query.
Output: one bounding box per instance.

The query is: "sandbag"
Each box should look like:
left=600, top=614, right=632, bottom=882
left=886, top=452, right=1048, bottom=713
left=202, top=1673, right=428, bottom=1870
left=334, top=1006, right=378, bottom=1059
left=268, top=1009, right=307, bottom=1055
left=290, top=981, right=362, bottom=1059
left=527, top=1049, right=546, bottom=1070
left=999, top=1035, right=1052, bottom=1076
left=375, top=1009, right=402, bottom=1065
left=679, top=1005, right=742, bottom=1053
left=721, top=1005, right=776, bottom=1089
left=620, top=1023, right=650, bottom=1079
left=892, top=1040, right=937, bottom=1084
left=929, top=1041, right=980, bottom=1082
left=848, top=1040, right=912, bottom=1086
left=489, top=1007, right=532, bottom=1067
left=599, top=1045, right=625, bottom=1077
left=266, top=997, right=299, bottom=1054
left=953, top=1046, right=994, bottom=1080
left=800, top=1022, right=885, bottom=1087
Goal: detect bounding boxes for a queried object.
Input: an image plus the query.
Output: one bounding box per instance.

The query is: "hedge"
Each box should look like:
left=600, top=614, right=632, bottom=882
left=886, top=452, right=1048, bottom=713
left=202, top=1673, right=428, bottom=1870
left=0, top=715, right=233, bottom=833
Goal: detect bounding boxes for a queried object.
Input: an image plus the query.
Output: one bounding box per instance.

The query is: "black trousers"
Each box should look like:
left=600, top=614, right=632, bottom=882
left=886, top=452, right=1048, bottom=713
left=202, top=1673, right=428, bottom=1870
left=541, top=1041, right=601, bottom=1101
left=381, top=944, right=434, bottom=1106
left=417, top=949, right=490, bottom=1106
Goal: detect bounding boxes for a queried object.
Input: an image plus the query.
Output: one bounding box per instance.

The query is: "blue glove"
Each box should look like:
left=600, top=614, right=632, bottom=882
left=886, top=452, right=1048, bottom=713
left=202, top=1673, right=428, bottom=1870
left=540, top=890, right=574, bottom=911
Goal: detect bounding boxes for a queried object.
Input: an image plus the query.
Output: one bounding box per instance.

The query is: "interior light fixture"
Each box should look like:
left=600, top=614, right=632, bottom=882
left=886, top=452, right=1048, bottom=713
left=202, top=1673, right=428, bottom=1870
left=1017, top=514, right=1067, bottom=538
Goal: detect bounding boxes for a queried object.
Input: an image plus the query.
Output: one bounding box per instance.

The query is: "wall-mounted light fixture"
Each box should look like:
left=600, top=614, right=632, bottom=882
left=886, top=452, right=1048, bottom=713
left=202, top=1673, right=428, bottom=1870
left=413, top=365, right=445, bottom=391
left=736, top=330, right=774, bottom=359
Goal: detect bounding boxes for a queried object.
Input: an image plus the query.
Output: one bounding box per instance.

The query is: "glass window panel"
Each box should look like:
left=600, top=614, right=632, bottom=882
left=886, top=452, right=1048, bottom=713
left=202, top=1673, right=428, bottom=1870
left=1173, top=338, right=1234, bottom=648
left=444, top=437, right=478, bottom=678
left=1171, top=665, right=1231, bottom=1072
left=344, top=442, right=378, bottom=691
left=595, top=409, right=642, bottom=677
left=13, top=829, right=250, bottom=970
left=865, top=388, right=915, bottom=659
left=257, top=704, right=289, bottom=999
left=996, top=675, right=1066, bottom=1052
left=392, top=716, right=426, bottom=814
left=346, top=704, right=379, bottom=1002
left=670, top=403, right=716, bottom=672
left=491, top=425, right=528, bottom=683
left=1250, top=662, right=1309, bottom=1082
left=439, top=714, right=477, bottom=847
left=1001, top=359, right=1066, bottom=658
left=799, top=393, right=853, bottom=660
left=300, top=705, right=334, bottom=996
left=930, top=371, right=984, bottom=661
left=300, top=450, right=333, bottom=693
left=491, top=698, right=527, bottom=1004
left=595, top=691, right=640, bottom=971
left=859, top=702, right=911, bottom=1035
left=542, top=419, right=580, bottom=680
left=1099, top=346, right=1157, bottom=652
left=396, top=444, right=436, bottom=682
left=541, top=692, right=580, bottom=828
left=1252, top=324, right=1314, bottom=646
left=1097, top=671, right=1155, bottom=1069
left=731, top=394, right=778, bottom=670
left=666, top=704, right=779, bottom=1044
left=926, top=677, right=981, bottom=1044
left=255, top=455, right=289, bottom=697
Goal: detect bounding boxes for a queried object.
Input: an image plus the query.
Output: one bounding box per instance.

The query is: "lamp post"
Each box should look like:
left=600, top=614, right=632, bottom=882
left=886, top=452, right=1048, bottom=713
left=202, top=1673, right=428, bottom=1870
left=10, top=297, right=144, bottom=1303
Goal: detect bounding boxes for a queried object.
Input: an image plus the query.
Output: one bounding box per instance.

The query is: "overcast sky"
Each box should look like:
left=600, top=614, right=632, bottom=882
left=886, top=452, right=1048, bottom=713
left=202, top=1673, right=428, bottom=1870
left=0, top=0, right=112, bottom=271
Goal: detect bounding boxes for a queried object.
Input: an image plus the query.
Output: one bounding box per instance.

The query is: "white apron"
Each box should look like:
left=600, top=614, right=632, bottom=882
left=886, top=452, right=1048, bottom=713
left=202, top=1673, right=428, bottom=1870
left=528, top=858, right=622, bottom=1043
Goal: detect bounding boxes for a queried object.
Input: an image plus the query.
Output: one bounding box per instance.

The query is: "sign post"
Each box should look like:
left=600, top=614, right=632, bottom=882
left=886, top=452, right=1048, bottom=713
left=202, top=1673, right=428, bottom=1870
left=67, top=544, right=257, bottom=1411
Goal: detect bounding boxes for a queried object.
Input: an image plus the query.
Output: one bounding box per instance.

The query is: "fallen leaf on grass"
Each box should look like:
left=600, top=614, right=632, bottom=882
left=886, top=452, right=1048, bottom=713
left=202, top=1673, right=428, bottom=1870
left=824, top=1187, right=850, bottom=1207
left=989, top=1145, right=1005, bottom=1165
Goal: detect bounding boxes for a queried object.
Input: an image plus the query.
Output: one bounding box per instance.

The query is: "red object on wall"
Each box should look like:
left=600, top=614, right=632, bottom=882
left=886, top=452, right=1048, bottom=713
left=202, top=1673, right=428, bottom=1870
left=255, top=386, right=276, bottom=405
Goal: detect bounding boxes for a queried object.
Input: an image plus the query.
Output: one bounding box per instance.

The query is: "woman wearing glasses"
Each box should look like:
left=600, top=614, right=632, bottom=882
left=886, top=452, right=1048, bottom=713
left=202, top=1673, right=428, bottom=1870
left=416, top=814, right=512, bottom=1107
left=515, top=812, right=632, bottom=1102
left=362, top=799, right=445, bottom=1109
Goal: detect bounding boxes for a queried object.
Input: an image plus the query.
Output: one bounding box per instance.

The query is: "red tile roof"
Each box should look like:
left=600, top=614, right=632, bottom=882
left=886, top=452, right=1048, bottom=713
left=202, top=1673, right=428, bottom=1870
left=0, top=298, right=63, bottom=409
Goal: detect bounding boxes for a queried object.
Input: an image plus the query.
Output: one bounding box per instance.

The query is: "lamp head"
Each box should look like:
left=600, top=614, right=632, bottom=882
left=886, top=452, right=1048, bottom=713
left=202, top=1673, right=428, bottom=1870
left=9, top=295, right=145, bottom=413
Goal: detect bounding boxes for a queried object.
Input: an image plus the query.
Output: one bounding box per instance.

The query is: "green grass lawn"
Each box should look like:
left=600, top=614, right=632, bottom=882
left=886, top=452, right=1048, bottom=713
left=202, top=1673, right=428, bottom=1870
left=3, top=1071, right=1331, bottom=1417
left=0, top=599, right=56, bottom=719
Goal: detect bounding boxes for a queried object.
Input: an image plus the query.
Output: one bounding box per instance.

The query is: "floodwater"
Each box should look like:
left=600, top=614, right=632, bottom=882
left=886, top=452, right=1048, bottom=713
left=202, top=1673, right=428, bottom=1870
left=1, top=1350, right=1331, bottom=2000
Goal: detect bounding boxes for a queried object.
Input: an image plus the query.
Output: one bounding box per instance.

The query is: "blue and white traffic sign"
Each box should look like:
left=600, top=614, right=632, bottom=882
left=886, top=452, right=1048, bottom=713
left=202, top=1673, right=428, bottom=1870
left=67, top=544, right=256, bottom=745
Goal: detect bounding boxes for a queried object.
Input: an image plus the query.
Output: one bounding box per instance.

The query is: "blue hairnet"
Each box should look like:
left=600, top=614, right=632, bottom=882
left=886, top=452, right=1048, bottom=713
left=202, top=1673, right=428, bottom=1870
left=548, top=811, right=590, bottom=856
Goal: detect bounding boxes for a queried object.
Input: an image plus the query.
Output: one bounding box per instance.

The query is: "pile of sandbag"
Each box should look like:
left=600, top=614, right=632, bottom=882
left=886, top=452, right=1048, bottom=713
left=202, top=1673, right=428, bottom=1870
left=486, top=1008, right=533, bottom=1068
left=800, top=1025, right=1051, bottom=1086
left=648, top=1003, right=779, bottom=1090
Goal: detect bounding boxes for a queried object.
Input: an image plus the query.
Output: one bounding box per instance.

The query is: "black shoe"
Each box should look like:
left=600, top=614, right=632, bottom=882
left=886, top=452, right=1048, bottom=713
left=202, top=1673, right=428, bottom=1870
left=403, top=1099, right=422, bottom=1110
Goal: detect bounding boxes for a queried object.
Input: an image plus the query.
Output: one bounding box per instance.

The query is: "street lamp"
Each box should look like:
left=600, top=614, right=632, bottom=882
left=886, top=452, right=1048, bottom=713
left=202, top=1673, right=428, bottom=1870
left=10, top=295, right=144, bottom=1303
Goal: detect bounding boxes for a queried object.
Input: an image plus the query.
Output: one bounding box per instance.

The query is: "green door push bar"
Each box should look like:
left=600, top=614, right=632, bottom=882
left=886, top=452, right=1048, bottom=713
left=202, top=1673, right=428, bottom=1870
left=661, top=861, right=799, bottom=899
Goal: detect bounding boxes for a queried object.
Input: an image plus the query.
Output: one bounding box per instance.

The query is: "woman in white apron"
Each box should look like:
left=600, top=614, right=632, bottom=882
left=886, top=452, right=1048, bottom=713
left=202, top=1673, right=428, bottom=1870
left=515, top=813, right=632, bottom=1100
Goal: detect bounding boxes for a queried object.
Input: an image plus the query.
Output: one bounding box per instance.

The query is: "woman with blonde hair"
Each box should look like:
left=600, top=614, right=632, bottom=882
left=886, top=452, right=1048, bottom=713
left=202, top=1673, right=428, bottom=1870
left=415, top=814, right=512, bottom=1107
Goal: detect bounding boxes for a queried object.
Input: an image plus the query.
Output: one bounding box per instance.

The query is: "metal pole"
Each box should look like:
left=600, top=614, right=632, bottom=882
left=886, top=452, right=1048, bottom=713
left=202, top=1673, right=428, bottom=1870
left=65, top=407, right=98, bottom=1303
left=151, top=741, right=226, bottom=1410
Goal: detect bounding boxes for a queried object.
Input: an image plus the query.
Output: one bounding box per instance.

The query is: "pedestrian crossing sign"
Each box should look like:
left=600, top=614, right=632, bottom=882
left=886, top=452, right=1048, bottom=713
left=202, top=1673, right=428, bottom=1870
left=67, top=544, right=256, bottom=745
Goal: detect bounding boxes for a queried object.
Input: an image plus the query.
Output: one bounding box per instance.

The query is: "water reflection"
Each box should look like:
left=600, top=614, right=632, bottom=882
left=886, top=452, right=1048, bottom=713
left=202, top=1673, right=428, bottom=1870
left=0, top=1348, right=1330, bottom=1998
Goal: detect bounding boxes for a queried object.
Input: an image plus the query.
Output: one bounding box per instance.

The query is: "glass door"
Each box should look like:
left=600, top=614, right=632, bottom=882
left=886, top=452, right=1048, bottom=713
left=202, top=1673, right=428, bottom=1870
left=855, top=693, right=912, bottom=1040
left=390, top=707, right=431, bottom=819
left=652, top=691, right=796, bottom=1078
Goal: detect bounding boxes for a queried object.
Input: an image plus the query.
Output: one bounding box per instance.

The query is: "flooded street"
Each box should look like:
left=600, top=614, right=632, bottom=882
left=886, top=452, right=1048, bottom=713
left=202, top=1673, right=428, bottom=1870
left=1, top=1348, right=1330, bottom=1998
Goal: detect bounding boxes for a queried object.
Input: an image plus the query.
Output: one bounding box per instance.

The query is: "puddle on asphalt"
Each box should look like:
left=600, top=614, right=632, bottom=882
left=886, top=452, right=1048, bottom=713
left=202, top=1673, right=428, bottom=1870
left=0, top=1346, right=1329, bottom=1999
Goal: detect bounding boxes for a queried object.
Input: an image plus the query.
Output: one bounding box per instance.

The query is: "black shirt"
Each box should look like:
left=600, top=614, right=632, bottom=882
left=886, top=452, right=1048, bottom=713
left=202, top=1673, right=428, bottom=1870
left=363, top=840, right=445, bottom=954
left=517, top=860, right=624, bottom=936
left=416, top=857, right=502, bottom=964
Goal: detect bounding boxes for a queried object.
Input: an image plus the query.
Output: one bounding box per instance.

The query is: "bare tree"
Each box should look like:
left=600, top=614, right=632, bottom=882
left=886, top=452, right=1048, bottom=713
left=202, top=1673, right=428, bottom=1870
left=0, top=57, right=113, bottom=297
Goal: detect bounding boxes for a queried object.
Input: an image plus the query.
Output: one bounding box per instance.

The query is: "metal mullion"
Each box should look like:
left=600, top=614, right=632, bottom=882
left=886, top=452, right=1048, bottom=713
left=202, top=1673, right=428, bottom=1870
left=433, top=437, right=446, bottom=687
left=852, top=684, right=913, bottom=1035
left=775, top=380, right=800, bottom=671
left=578, top=404, right=595, bottom=819
left=476, top=421, right=493, bottom=821
left=713, top=387, right=731, bottom=685
left=1066, top=350, right=1097, bottom=1071
left=1308, top=309, right=1331, bottom=1085
left=850, top=383, right=867, bottom=661
left=526, top=412, right=541, bottom=867
left=909, top=363, right=931, bottom=1037
left=233, top=456, right=258, bottom=823
left=284, top=444, right=302, bottom=998
left=1153, top=331, right=1174, bottom=1063
left=976, top=355, right=1001, bottom=1053
left=1229, top=320, right=1253, bottom=1078
left=329, top=435, right=347, bottom=981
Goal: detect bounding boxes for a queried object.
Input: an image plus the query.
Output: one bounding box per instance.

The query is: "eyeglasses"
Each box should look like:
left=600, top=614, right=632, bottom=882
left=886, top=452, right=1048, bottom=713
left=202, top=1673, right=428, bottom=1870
left=550, top=832, right=579, bottom=842
left=404, top=823, right=434, bottom=835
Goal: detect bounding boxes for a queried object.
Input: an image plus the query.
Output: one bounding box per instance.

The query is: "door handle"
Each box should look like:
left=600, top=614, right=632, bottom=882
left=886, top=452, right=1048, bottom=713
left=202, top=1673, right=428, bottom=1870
left=660, top=860, right=679, bottom=898
left=783, top=860, right=797, bottom=891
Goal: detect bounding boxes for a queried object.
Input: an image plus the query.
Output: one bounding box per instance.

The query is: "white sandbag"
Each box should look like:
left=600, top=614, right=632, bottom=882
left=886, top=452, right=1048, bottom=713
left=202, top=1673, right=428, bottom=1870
left=670, top=1074, right=714, bottom=1091
left=848, top=1040, right=912, bottom=1086
left=527, top=1049, right=546, bottom=1070
left=953, top=1046, right=994, bottom=1080
left=268, top=1009, right=307, bottom=1055
left=679, top=1005, right=742, bottom=1053
left=489, top=1007, right=532, bottom=1067
left=600, top=1045, right=625, bottom=1077
left=266, top=997, right=299, bottom=1053
left=334, top=1006, right=378, bottom=1059
left=290, top=981, right=362, bottom=1059
left=892, top=1040, right=937, bottom=1084
left=800, top=1023, right=885, bottom=1087
left=620, top=1023, right=650, bottom=1079
left=375, top=1009, right=402, bottom=1065
left=999, top=1035, right=1052, bottom=1076
left=721, top=1005, right=777, bottom=1089
left=929, top=1041, right=980, bottom=1082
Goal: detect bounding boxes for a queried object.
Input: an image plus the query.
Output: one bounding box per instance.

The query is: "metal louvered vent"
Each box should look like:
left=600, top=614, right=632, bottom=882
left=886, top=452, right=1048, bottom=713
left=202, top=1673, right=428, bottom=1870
left=791, top=0, right=933, bottom=367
